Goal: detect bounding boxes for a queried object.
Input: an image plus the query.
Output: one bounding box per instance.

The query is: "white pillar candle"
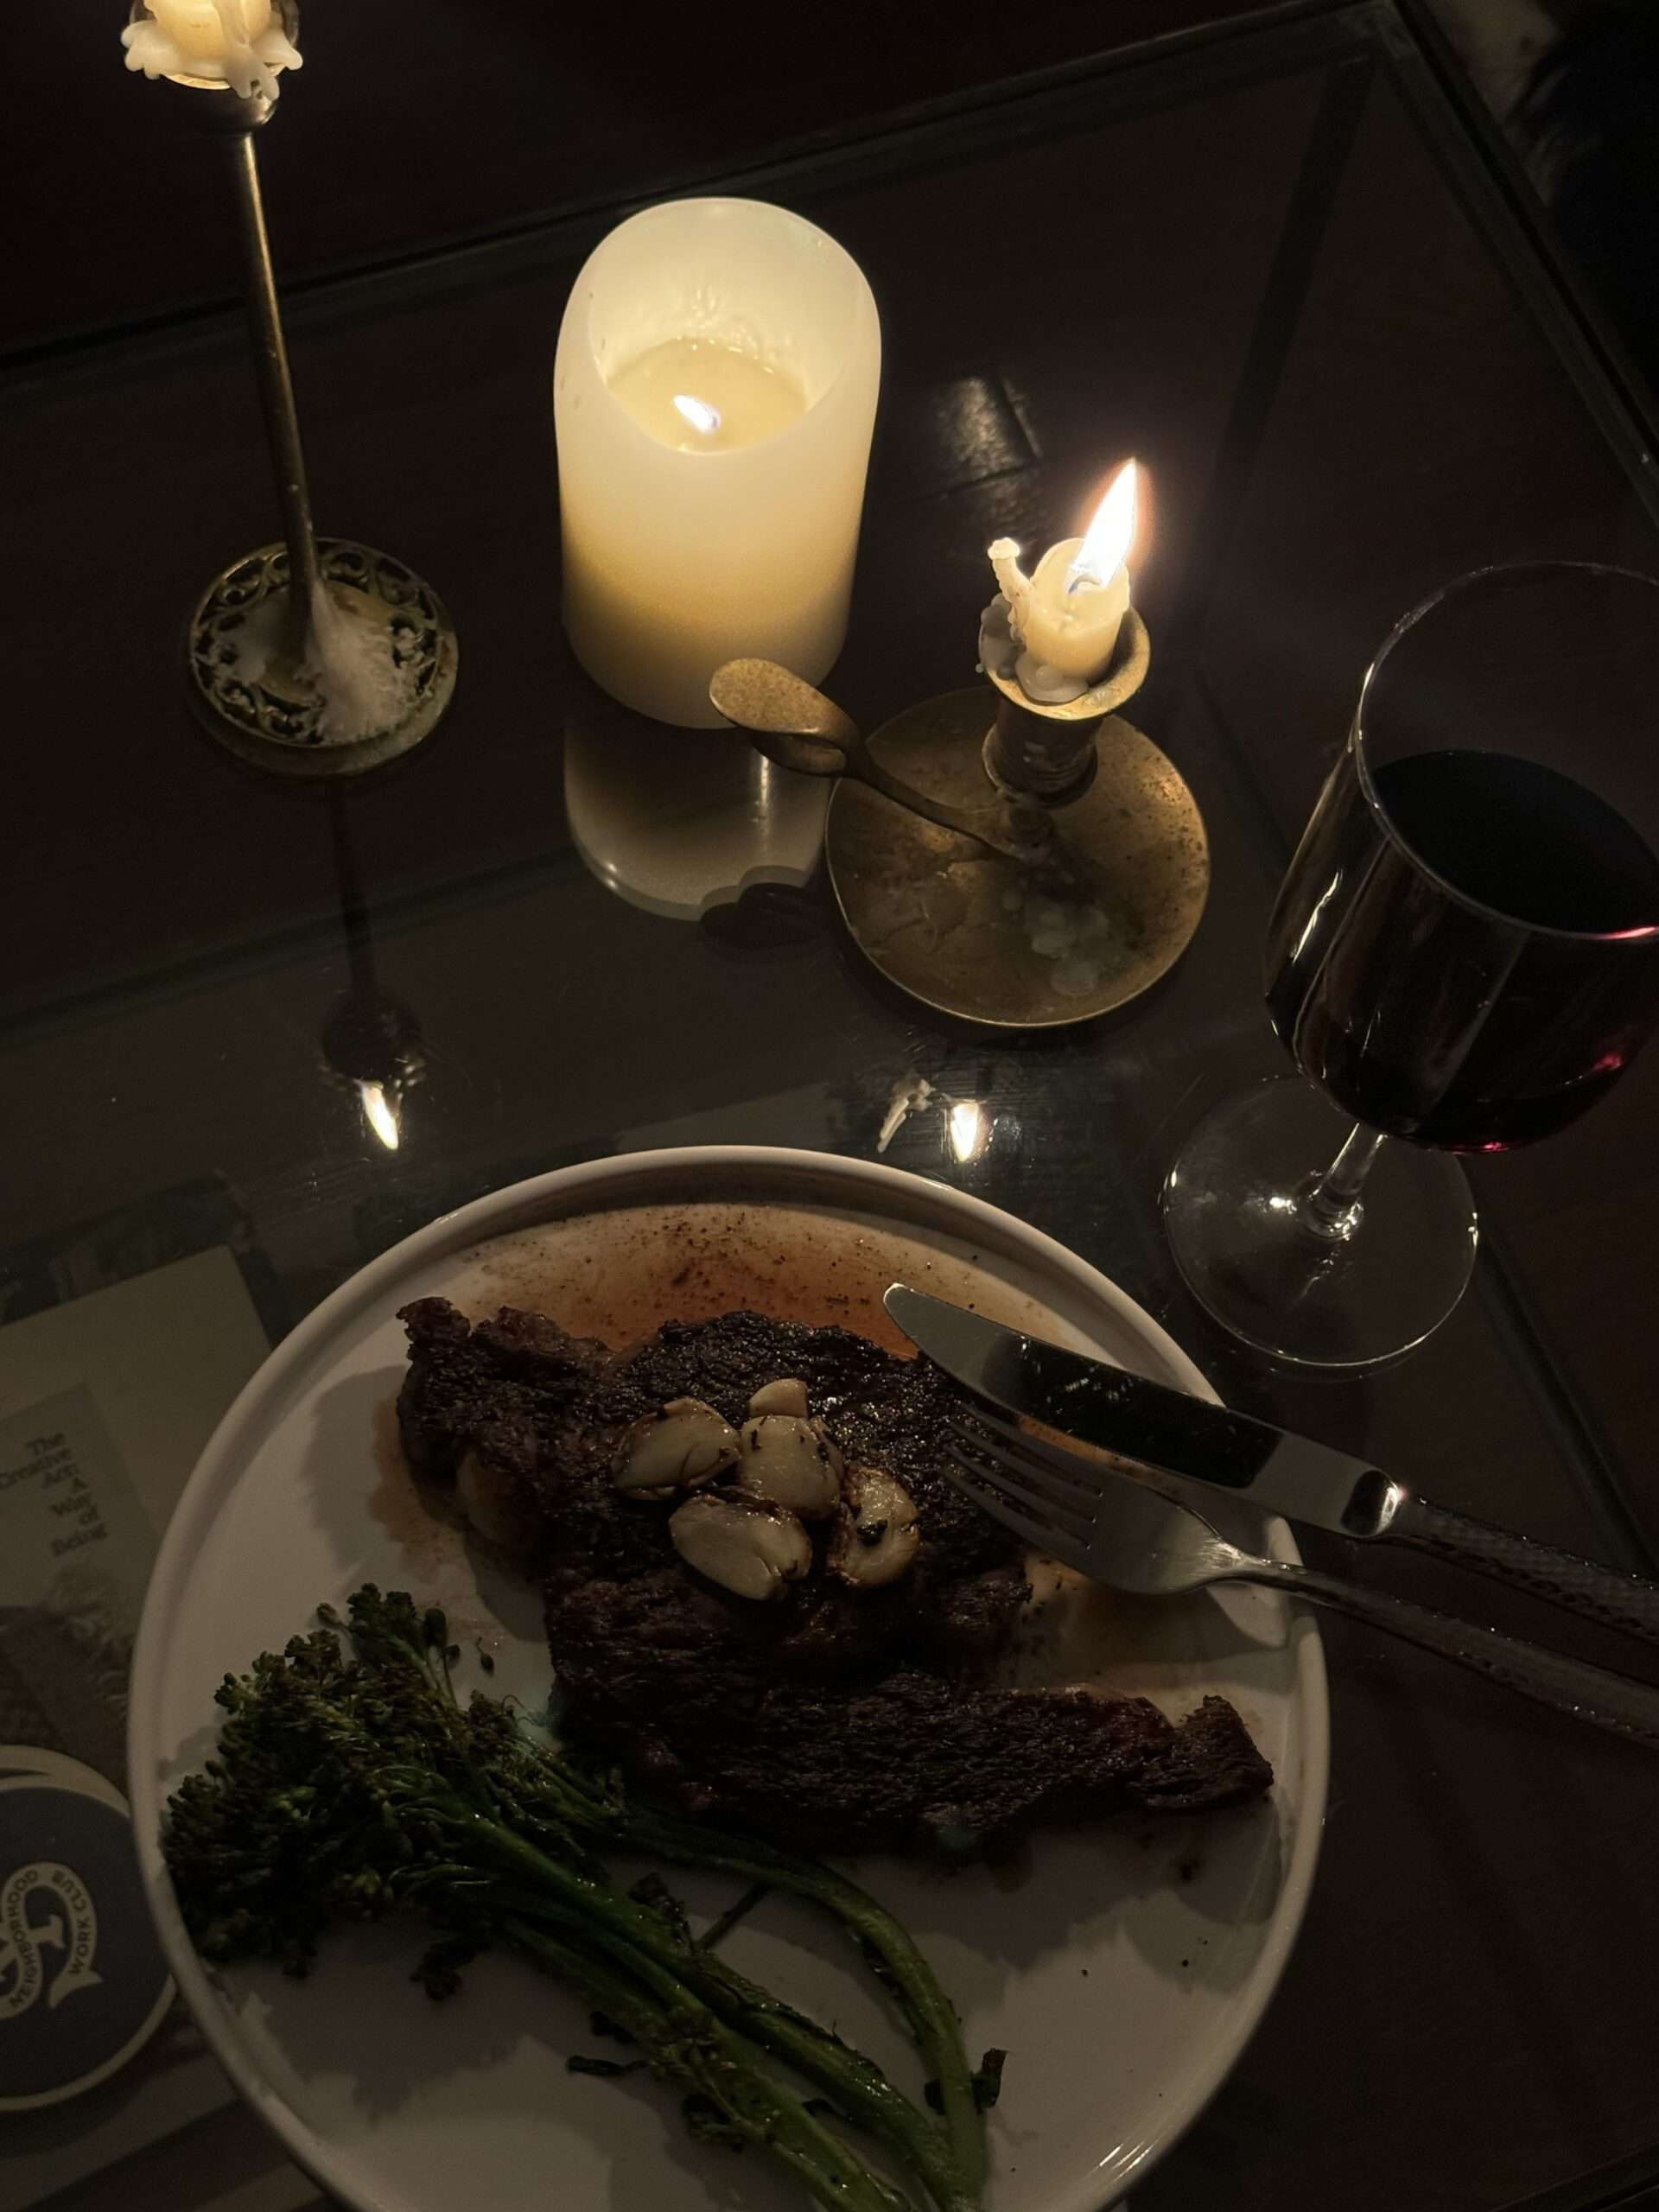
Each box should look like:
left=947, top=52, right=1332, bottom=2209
left=122, top=0, right=302, bottom=99
left=555, top=198, right=881, bottom=728
left=988, top=461, right=1138, bottom=687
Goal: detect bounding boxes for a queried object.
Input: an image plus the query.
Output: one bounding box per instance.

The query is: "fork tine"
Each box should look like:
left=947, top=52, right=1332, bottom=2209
left=941, top=1445, right=1088, bottom=1567
left=946, top=1433, right=1106, bottom=1539
left=947, top=1414, right=1104, bottom=1529
left=950, top=1404, right=1107, bottom=1507
left=943, top=1444, right=1094, bottom=1575
left=948, top=1431, right=1096, bottom=1539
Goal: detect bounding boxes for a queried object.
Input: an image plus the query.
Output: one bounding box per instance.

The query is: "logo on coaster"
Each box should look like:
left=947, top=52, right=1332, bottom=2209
left=0, top=1860, right=103, bottom=2018
left=0, top=1763, right=172, bottom=2110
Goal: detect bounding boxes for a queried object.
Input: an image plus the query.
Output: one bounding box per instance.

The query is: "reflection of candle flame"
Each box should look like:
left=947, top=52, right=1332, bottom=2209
left=358, top=1078, right=401, bottom=1151
left=948, top=1099, right=991, bottom=1164
left=1291, top=873, right=1341, bottom=962
left=673, top=393, right=721, bottom=436
left=1068, top=461, right=1137, bottom=592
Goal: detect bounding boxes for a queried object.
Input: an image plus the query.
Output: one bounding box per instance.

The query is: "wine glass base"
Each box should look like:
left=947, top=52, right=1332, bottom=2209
left=1163, top=1078, right=1478, bottom=1370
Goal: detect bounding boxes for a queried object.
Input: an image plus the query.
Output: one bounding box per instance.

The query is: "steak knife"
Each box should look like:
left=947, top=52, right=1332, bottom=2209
left=885, top=1282, right=1659, bottom=1649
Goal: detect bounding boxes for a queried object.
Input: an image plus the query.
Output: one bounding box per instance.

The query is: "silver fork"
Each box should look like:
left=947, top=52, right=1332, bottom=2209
left=946, top=1409, right=1659, bottom=1753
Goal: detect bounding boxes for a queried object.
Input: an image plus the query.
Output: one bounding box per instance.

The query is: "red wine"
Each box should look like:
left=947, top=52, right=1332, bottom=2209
left=1266, top=748, right=1659, bottom=1151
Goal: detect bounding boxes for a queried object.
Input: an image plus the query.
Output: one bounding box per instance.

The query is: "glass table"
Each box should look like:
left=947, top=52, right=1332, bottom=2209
left=5, top=4, right=1658, bottom=2208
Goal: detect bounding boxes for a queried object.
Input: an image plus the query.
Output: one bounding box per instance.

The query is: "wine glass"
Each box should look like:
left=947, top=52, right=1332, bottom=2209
left=1163, top=561, right=1659, bottom=1368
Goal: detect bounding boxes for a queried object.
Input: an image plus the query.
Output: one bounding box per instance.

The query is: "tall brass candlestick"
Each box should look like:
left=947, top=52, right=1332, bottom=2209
left=125, top=2, right=458, bottom=778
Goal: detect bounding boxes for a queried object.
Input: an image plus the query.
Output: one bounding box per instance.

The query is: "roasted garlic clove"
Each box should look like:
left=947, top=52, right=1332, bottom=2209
left=747, top=1377, right=810, bottom=1419
left=734, top=1414, right=843, bottom=1519
left=828, top=1465, right=921, bottom=1588
left=669, top=1491, right=812, bottom=1599
left=615, top=1397, right=741, bottom=1496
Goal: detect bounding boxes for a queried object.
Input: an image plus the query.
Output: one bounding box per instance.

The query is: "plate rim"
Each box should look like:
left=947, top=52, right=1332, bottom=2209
left=129, top=1143, right=1329, bottom=2212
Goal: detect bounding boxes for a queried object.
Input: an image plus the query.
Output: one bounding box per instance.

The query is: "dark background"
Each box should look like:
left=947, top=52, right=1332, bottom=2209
left=10, top=0, right=1656, bottom=376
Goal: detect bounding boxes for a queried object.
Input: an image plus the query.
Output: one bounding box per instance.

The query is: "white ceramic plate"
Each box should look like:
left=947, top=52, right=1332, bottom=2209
left=130, top=1147, right=1327, bottom=2212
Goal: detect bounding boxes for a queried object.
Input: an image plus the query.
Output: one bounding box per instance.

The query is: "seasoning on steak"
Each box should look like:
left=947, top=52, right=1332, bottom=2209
left=396, top=1298, right=1030, bottom=1675
left=396, top=1297, right=1273, bottom=1855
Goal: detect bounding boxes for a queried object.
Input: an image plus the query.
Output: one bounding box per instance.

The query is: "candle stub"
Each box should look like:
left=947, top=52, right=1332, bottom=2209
left=122, top=0, right=302, bottom=101
left=1014, top=653, right=1089, bottom=705
left=608, top=340, right=807, bottom=454
left=977, top=594, right=1018, bottom=679
left=988, top=461, right=1138, bottom=691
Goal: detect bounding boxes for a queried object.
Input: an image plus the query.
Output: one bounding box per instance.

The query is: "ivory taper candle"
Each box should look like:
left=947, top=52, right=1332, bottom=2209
left=988, top=461, right=1139, bottom=690
left=122, top=0, right=302, bottom=99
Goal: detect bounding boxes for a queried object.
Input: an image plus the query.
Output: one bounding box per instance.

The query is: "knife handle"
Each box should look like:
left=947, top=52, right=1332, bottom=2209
left=1268, top=1565, right=1659, bottom=1754
left=1387, top=1497, right=1659, bottom=1649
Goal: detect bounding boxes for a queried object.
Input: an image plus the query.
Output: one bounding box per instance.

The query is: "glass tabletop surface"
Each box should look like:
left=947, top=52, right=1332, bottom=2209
left=5, top=5, right=1659, bottom=2209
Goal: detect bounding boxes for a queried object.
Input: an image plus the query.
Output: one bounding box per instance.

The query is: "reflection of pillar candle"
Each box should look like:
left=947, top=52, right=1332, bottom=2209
left=555, top=198, right=881, bottom=728
left=988, top=461, right=1138, bottom=685
left=564, top=699, right=830, bottom=922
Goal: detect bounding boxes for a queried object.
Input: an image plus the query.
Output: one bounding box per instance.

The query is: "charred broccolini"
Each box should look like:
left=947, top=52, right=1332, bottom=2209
left=164, top=1586, right=1000, bottom=2212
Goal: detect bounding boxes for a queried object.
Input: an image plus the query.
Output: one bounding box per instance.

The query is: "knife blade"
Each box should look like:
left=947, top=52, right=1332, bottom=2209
left=883, top=1281, right=1402, bottom=1536
left=884, top=1282, right=1659, bottom=1649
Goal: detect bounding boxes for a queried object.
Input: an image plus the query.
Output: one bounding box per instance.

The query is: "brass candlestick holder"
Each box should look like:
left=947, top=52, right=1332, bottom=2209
left=130, top=3, right=457, bottom=777
left=712, top=610, right=1209, bottom=1028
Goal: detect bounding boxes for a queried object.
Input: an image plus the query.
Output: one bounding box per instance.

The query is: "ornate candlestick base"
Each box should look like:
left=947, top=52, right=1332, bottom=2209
left=823, top=618, right=1208, bottom=1027
left=188, top=538, right=459, bottom=779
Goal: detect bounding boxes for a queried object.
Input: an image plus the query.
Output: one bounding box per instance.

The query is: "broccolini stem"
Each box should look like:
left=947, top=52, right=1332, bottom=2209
left=476, top=1833, right=977, bottom=2212
left=519, top=1758, right=985, bottom=2196
left=502, top=1915, right=914, bottom=2212
left=355, top=1591, right=982, bottom=2189
left=167, top=1591, right=993, bottom=2212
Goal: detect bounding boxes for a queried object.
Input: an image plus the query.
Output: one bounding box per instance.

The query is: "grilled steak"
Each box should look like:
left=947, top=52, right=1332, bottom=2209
left=547, top=1569, right=1272, bottom=1853
left=397, top=1298, right=1272, bottom=1854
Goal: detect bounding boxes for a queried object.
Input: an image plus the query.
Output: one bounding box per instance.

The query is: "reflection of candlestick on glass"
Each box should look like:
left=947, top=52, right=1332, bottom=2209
left=556, top=198, right=880, bottom=728
left=358, top=1080, right=401, bottom=1152
left=121, top=1, right=457, bottom=775
left=319, top=794, right=424, bottom=1151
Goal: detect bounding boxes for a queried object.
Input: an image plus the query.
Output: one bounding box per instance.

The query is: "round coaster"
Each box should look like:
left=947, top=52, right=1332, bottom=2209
left=0, top=1760, right=174, bottom=2110
left=0, top=1745, right=100, bottom=1782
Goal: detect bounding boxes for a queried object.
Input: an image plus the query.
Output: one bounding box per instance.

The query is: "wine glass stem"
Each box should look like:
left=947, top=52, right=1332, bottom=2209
left=1297, top=1122, right=1385, bottom=1242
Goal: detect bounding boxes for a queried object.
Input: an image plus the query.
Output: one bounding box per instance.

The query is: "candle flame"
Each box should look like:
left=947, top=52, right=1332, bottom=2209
left=672, top=393, right=722, bottom=437
left=1069, top=461, right=1137, bottom=592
